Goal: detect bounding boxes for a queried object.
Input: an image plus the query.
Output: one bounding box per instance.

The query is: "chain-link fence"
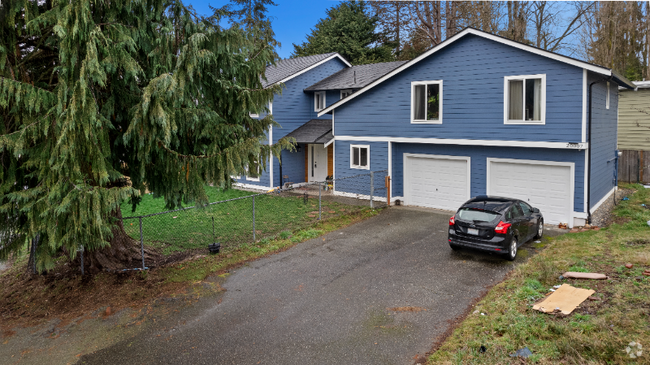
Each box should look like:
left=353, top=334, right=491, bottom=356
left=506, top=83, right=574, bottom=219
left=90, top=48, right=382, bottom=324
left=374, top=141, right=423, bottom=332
left=120, top=170, right=389, bottom=270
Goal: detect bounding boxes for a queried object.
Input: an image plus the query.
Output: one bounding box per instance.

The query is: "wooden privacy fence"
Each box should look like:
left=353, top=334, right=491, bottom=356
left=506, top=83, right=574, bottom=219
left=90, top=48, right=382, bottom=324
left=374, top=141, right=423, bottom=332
left=618, top=150, right=650, bottom=184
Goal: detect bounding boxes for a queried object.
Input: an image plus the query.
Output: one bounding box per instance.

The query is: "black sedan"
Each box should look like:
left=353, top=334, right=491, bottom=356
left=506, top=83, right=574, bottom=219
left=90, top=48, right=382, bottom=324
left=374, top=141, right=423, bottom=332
left=448, top=196, right=544, bottom=260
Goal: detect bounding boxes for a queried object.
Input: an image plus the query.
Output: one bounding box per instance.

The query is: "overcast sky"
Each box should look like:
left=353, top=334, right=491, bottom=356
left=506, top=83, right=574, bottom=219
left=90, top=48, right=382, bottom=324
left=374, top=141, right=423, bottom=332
left=186, top=0, right=344, bottom=59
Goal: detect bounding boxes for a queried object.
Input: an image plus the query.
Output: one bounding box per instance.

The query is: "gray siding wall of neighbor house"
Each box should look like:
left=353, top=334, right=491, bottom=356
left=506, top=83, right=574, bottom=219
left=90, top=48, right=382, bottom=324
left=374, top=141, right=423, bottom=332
left=334, top=140, right=388, bottom=197
left=333, top=34, right=583, bottom=142
left=388, top=143, right=586, bottom=212
left=588, top=73, right=619, bottom=208
left=618, top=88, right=650, bottom=150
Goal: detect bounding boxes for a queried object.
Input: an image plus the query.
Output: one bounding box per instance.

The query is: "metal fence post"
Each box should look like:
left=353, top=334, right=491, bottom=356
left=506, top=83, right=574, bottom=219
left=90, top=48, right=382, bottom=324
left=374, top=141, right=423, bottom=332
left=252, top=195, right=256, bottom=242
left=370, top=171, right=374, bottom=208
left=318, top=183, right=322, bottom=220
left=139, top=217, right=145, bottom=269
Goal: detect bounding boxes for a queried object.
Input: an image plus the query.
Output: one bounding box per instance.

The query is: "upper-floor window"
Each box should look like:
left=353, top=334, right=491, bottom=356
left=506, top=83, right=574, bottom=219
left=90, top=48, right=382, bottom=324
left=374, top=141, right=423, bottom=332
left=340, top=89, right=353, bottom=99
left=411, top=80, right=442, bottom=124
left=606, top=82, right=610, bottom=109
left=314, top=91, right=326, bottom=112
left=504, top=74, right=546, bottom=124
left=249, top=112, right=259, bottom=118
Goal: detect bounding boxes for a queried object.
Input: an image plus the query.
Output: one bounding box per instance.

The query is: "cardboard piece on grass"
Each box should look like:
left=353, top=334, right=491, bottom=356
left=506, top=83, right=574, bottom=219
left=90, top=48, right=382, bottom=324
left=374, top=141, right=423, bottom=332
left=533, top=284, right=595, bottom=315
left=562, top=272, right=608, bottom=280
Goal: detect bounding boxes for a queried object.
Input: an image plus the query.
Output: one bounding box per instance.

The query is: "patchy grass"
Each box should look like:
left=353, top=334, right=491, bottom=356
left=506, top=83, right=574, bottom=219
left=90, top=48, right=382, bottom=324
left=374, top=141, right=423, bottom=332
left=0, top=208, right=380, bottom=331
left=120, top=187, right=363, bottom=255
left=428, top=184, right=650, bottom=365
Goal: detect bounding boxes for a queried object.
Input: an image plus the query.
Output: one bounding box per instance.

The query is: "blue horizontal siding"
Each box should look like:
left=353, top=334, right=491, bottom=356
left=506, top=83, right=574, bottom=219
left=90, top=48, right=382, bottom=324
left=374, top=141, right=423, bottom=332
left=333, top=34, right=584, bottom=143
left=334, top=140, right=388, bottom=197
left=385, top=143, right=585, bottom=212
left=588, top=73, right=618, bottom=208
left=272, top=58, right=346, bottom=143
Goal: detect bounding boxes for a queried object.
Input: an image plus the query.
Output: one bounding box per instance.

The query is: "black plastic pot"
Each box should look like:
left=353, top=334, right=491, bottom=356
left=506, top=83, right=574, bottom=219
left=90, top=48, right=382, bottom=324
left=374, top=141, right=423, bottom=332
left=209, top=242, right=221, bottom=254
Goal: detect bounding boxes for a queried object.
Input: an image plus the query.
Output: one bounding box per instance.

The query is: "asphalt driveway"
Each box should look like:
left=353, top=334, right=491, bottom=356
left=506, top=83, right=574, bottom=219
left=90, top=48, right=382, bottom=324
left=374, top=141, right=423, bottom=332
left=79, top=206, right=551, bottom=365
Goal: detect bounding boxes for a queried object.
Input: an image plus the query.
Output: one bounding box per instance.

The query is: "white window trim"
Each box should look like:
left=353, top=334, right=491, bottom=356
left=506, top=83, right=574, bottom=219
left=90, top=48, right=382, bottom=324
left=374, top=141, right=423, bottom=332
left=340, top=89, right=353, bottom=99
left=314, top=91, right=326, bottom=112
left=503, top=74, right=546, bottom=125
left=350, top=144, right=370, bottom=170
left=245, top=160, right=260, bottom=182
left=411, top=80, right=443, bottom=124
left=606, top=81, right=610, bottom=109
left=249, top=113, right=259, bottom=118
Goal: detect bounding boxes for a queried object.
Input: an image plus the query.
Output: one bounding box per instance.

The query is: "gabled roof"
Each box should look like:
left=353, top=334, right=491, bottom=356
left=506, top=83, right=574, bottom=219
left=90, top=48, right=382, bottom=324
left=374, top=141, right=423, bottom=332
left=318, top=27, right=636, bottom=116
left=304, top=61, right=407, bottom=91
left=284, top=119, right=333, bottom=144
left=262, top=53, right=352, bottom=88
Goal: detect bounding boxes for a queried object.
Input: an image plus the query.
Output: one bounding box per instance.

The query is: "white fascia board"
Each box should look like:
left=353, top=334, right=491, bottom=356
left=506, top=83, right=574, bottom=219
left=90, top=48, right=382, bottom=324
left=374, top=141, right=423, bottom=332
left=323, top=138, right=335, bottom=148
left=318, top=28, right=612, bottom=117
left=334, top=136, right=589, bottom=150
left=270, top=54, right=351, bottom=88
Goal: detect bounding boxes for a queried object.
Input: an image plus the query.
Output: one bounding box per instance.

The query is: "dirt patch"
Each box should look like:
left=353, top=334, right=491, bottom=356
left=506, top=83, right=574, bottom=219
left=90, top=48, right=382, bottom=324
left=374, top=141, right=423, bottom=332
left=388, top=306, right=427, bottom=313
left=627, top=239, right=650, bottom=246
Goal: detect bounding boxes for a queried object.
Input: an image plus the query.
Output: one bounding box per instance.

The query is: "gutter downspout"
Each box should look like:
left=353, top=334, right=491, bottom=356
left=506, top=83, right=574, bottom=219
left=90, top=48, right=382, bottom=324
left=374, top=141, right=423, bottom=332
left=587, top=76, right=613, bottom=224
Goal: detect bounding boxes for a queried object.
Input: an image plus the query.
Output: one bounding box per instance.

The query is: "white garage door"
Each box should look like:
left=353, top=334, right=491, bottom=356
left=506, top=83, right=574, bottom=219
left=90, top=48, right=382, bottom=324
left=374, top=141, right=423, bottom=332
left=404, top=154, right=470, bottom=211
left=487, top=158, right=573, bottom=225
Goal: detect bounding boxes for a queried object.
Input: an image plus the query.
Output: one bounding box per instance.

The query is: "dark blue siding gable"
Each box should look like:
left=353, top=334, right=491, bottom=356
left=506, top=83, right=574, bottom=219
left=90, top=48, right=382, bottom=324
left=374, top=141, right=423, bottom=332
left=333, top=34, right=583, bottom=143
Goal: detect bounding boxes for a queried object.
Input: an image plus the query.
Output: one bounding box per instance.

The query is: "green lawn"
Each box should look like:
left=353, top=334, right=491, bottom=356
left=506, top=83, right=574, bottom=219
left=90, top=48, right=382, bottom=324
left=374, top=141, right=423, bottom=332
left=428, top=184, right=650, bottom=365
left=121, top=186, right=362, bottom=255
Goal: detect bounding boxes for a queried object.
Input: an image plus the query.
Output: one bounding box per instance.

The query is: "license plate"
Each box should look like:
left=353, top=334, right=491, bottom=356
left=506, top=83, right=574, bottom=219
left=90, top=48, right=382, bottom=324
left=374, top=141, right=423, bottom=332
left=467, top=228, right=479, bottom=235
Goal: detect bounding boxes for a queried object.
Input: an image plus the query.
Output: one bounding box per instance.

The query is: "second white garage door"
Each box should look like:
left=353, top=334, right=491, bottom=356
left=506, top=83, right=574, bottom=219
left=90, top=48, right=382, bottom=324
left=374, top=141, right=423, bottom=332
left=404, top=154, right=470, bottom=211
left=487, top=158, right=574, bottom=225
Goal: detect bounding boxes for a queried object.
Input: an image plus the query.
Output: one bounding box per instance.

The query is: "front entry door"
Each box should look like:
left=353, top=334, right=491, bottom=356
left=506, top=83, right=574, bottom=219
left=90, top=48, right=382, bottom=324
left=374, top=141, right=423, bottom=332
left=308, top=144, right=328, bottom=182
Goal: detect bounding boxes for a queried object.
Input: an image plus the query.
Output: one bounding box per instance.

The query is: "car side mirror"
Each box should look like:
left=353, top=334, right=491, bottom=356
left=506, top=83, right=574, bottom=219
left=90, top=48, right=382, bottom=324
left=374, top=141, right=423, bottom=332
left=532, top=208, right=540, bottom=213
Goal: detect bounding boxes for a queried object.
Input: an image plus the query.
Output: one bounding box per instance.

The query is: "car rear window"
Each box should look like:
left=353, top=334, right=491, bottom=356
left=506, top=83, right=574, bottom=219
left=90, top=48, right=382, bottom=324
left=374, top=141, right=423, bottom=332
left=457, top=208, right=500, bottom=223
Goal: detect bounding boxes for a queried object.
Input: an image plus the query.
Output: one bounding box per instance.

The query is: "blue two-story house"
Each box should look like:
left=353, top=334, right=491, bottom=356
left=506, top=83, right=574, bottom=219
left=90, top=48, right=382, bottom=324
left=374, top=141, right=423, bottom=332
left=317, top=28, right=634, bottom=228
left=235, top=53, right=405, bottom=188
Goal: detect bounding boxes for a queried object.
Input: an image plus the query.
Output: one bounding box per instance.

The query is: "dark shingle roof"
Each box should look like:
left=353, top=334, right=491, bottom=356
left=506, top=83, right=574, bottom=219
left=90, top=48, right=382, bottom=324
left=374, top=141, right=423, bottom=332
left=304, top=61, right=407, bottom=91
left=284, top=119, right=333, bottom=144
left=262, top=53, right=340, bottom=88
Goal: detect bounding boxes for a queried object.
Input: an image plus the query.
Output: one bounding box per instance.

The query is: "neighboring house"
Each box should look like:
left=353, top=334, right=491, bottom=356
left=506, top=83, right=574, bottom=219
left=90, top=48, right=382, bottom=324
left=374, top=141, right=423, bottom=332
left=317, top=27, right=634, bottom=228
left=617, top=81, right=650, bottom=183
left=235, top=54, right=405, bottom=188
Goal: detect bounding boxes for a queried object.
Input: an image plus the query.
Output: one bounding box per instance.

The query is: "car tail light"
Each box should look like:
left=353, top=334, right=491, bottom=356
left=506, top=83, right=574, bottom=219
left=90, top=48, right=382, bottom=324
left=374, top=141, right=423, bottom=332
left=449, top=215, right=455, bottom=226
left=494, top=221, right=511, bottom=234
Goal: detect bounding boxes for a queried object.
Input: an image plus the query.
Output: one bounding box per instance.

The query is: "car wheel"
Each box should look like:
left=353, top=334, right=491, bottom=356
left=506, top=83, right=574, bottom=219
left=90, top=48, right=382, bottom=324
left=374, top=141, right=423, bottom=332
left=507, top=237, right=518, bottom=261
left=534, top=219, right=544, bottom=239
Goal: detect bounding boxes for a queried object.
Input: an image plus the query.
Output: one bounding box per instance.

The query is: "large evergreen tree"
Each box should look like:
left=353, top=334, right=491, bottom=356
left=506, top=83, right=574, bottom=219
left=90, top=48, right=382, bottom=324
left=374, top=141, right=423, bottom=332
left=0, top=0, right=289, bottom=273
left=292, top=1, right=393, bottom=65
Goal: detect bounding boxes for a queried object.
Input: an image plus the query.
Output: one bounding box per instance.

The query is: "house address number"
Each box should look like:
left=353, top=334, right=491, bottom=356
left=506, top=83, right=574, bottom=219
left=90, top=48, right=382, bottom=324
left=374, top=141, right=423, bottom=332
left=566, top=142, right=587, bottom=149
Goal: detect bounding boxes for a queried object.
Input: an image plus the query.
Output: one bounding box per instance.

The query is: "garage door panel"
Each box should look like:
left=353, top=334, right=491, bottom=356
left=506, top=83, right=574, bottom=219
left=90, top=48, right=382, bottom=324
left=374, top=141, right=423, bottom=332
left=405, top=155, right=469, bottom=211
left=488, top=161, right=572, bottom=225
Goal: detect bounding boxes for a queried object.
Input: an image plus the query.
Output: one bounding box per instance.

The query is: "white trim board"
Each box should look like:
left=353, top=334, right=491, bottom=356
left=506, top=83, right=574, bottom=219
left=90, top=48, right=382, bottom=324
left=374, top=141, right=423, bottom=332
left=582, top=69, right=587, bottom=143
left=318, top=28, right=621, bottom=117
left=269, top=53, right=352, bottom=88
left=334, top=136, right=588, bottom=150
left=591, top=186, right=617, bottom=215
left=486, top=157, right=576, bottom=228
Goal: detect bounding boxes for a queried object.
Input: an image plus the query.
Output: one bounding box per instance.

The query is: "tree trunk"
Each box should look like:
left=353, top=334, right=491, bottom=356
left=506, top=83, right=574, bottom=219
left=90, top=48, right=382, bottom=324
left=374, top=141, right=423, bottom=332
left=81, top=209, right=160, bottom=274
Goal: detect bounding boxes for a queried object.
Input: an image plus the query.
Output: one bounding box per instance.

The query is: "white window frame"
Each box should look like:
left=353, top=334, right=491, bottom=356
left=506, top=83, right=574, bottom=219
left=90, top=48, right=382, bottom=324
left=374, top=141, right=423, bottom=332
left=249, top=112, right=259, bottom=118
left=340, top=89, right=353, bottom=99
left=350, top=144, right=370, bottom=170
left=411, top=80, right=443, bottom=124
left=245, top=159, right=260, bottom=182
left=606, top=81, right=610, bottom=109
left=503, top=74, right=546, bottom=125
left=314, top=91, right=326, bottom=112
